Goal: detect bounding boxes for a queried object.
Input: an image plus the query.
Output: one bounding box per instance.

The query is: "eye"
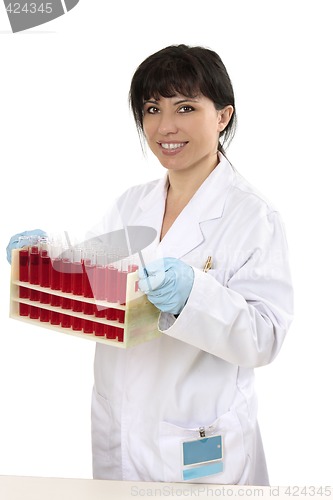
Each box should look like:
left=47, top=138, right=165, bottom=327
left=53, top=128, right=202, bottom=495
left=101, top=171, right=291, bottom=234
left=178, top=105, right=195, bottom=113
left=144, top=106, right=160, bottom=115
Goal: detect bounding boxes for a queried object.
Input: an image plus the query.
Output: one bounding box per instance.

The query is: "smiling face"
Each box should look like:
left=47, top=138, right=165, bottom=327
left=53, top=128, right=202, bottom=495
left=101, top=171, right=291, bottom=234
left=142, top=94, right=232, bottom=174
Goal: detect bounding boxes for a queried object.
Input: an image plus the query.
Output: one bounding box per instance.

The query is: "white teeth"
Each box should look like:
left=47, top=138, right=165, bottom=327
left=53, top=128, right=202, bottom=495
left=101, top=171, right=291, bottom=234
left=160, top=143, right=185, bottom=150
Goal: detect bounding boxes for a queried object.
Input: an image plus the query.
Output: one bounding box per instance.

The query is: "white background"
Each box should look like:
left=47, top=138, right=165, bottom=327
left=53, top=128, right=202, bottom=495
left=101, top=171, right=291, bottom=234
left=1, top=0, right=332, bottom=487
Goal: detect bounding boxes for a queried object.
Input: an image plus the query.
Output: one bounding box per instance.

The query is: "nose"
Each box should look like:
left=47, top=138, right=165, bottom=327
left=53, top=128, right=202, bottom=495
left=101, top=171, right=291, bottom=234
left=157, top=111, right=178, bottom=135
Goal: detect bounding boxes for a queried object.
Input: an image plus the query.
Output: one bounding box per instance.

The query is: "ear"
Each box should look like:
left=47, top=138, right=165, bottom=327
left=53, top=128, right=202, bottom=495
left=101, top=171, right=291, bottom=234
left=217, top=105, right=234, bottom=132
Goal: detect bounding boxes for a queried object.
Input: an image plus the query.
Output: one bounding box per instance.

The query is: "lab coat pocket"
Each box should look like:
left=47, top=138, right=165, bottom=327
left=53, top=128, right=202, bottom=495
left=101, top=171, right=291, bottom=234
left=91, top=388, right=113, bottom=459
left=159, top=409, right=246, bottom=484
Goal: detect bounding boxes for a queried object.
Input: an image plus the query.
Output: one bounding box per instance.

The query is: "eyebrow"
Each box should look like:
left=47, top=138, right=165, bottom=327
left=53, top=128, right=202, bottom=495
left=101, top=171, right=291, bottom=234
left=143, top=98, right=199, bottom=106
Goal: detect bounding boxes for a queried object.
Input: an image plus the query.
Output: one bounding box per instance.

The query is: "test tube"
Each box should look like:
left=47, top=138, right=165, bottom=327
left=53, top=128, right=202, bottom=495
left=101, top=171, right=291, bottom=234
left=95, top=306, right=106, bottom=318
left=61, top=314, right=72, bottom=328
left=105, top=325, right=124, bottom=342
left=50, top=311, right=61, bottom=325
left=29, top=305, right=40, bottom=320
left=106, top=252, right=118, bottom=303
left=117, top=259, right=128, bottom=306
left=83, top=319, right=94, bottom=334
left=117, top=309, right=125, bottom=324
left=18, top=236, right=30, bottom=316
left=60, top=247, right=72, bottom=293
left=29, top=236, right=40, bottom=302
left=117, top=328, right=124, bottom=342
left=106, top=307, right=118, bottom=321
left=105, top=325, right=117, bottom=340
left=83, top=249, right=95, bottom=315
left=94, top=322, right=105, bottom=337
left=29, top=237, right=40, bottom=285
left=94, top=250, right=107, bottom=301
left=128, top=261, right=139, bottom=293
left=50, top=241, right=62, bottom=307
left=39, top=238, right=51, bottom=288
left=39, top=238, right=50, bottom=308
left=18, top=236, right=30, bottom=282
left=72, top=316, right=82, bottom=331
left=72, top=248, right=83, bottom=296
left=61, top=247, right=72, bottom=311
left=40, top=308, right=50, bottom=323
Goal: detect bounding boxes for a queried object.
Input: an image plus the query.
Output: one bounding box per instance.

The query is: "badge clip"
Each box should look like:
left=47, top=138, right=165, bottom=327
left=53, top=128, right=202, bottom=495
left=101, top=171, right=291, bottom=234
left=199, top=427, right=206, bottom=438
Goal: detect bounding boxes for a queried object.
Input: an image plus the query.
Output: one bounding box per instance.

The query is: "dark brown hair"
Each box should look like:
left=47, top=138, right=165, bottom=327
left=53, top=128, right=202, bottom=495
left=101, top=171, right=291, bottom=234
left=129, top=44, right=237, bottom=156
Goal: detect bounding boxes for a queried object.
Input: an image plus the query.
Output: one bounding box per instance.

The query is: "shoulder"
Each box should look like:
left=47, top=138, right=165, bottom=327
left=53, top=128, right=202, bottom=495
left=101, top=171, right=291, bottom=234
left=218, top=159, right=285, bottom=240
left=116, top=178, right=161, bottom=208
left=226, top=167, right=278, bottom=221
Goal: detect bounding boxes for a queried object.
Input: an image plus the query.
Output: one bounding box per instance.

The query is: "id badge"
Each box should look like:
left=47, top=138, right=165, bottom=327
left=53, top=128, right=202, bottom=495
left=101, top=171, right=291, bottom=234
left=182, top=434, right=223, bottom=481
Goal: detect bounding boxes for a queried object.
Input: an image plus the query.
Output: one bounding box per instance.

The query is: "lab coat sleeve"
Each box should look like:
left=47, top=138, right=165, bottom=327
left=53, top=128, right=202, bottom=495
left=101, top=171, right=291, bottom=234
left=159, top=211, right=294, bottom=368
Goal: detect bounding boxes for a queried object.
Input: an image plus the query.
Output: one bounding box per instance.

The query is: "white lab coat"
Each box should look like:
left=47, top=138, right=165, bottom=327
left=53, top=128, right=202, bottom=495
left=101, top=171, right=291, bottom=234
left=91, top=154, right=293, bottom=485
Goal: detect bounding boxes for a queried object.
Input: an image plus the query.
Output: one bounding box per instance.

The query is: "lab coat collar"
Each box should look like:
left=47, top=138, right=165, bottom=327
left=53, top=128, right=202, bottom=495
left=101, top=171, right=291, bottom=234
left=136, top=153, right=235, bottom=259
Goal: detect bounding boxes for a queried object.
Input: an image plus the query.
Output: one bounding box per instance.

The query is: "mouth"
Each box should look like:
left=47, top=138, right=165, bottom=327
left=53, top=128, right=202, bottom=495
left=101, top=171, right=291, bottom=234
left=157, top=142, right=188, bottom=154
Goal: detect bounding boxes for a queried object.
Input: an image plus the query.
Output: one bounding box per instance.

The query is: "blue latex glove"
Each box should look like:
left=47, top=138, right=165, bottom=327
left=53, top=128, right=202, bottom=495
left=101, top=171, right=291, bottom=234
left=138, top=257, right=194, bottom=315
left=6, top=229, right=47, bottom=264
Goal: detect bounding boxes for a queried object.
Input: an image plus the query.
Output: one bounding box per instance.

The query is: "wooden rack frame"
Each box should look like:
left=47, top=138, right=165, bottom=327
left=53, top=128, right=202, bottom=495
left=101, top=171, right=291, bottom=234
left=9, top=249, right=161, bottom=348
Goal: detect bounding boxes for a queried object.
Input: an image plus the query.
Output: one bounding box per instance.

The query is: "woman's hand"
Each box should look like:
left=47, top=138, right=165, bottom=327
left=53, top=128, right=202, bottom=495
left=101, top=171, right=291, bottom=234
left=138, top=257, right=194, bottom=315
left=6, top=229, right=47, bottom=264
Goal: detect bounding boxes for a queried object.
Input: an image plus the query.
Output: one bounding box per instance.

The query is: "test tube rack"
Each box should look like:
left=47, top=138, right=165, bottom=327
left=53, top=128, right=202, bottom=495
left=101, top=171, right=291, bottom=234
left=9, top=249, right=161, bottom=348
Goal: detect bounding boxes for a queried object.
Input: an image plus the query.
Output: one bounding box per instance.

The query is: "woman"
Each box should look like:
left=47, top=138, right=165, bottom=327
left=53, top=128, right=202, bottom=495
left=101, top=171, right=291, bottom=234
left=90, top=44, right=293, bottom=485
left=7, top=44, right=293, bottom=485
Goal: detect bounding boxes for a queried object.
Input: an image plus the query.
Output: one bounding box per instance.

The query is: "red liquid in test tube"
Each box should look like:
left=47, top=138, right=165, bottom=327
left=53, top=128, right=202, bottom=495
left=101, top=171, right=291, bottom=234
left=40, top=242, right=51, bottom=305
left=61, top=314, right=71, bottom=328
left=50, top=242, right=62, bottom=308
left=40, top=249, right=50, bottom=288
left=50, top=294, right=61, bottom=307
left=94, top=252, right=106, bottom=300
left=72, top=300, right=83, bottom=313
left=94, top=322, right=105, bottom=337
left=105, top=325, right=117, bottom=340
left=50, top=242, right=62, bottom=291
left=106, top=308, right=118, bottom=321
left=117, top=260, right=128, bottom=305
left=40, top=308, right=50, bottom=322
left=105, top=325, right=124, bottom=342
left=106, top=265, right=118, bottom=303
left=19, top=295, right=30, bottom=316
left=61, top=249, right=72, bottom=310
left=62, top=297, right=72, bottom=310
left=19, top=247, right=30, bottom=316
left=83, top=319, right=94, bottom=334
left=72, top=262, right=83, bottom=296
left=83, top=302, right=94, bottom=316
left=95, top=307, right=106, bottom=318
left=19, top=247, right=29, bottom=282
left=29, top=245, right=40, bottom=285
left=29, top=244, right=40, bottom=302
left=50, top=311, right=61, bottom=325
left=61, top=253, right=72, bottom=293
left=128, top=263, right=139, bottom=292
left=117, top=328, right=124, bottom=342
left=83, top=258, right=95, bottom=299
left=50, top=257, right=61, bottom=307
left=72, top=248, right=83, bottom=296
left=118, top=310, right=125, bottom=324
left=72, top=316, right=82, bottom=331
left=29, top=305, right=40, bottom=320
left=40, top=291, right=50, bottom=305
left=83, top=253, right=95, bottom=316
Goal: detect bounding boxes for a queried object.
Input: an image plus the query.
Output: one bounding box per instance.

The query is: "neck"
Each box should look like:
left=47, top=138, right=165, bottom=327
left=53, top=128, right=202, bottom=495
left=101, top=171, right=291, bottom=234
left=167, top=153, right=220, bottom=201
